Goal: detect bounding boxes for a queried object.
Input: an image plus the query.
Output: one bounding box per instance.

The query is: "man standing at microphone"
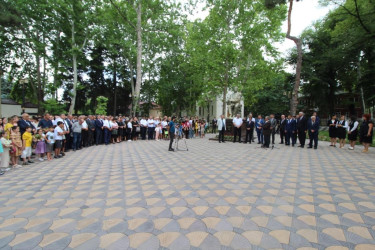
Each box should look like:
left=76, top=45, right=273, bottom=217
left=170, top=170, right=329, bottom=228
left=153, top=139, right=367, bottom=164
left=168, top=116, right=176, bottom=151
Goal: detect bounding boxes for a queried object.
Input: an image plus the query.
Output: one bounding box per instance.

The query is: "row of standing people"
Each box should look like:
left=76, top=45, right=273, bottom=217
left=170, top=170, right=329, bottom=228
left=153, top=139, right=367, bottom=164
left=216, top=112, right=373, bottom=152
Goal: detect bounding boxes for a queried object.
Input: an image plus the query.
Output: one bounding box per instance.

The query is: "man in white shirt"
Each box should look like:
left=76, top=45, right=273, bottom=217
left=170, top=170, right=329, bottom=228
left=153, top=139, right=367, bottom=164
left=232, top=114, right=243, bottom=143
left=217, top=115, right=226, bottom=143
left=102, top=116, right=111, bottom=145
left=147, top=116, right=155, bottom=140
left=140, top=116, right=148, bottom=140
left=81, top=116, right=89, bottom=147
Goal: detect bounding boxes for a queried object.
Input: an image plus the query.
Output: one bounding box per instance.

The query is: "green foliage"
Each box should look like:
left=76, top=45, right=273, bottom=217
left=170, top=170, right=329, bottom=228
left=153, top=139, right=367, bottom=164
left=95, top=96, right=108, bottom=115
left=43, top=99, right=66, bottom=115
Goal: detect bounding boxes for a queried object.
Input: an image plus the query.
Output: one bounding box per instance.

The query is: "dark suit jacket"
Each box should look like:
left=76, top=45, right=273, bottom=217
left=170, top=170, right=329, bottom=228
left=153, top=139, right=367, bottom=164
left=308, top=120, right=320, bottom=132
left=262, top=121, right=272, bottom=135
left=280, top=119, right=286, bottom=131
left=246, top=120, right=255, bottom=129
left=297, top=116, right=308, bottom=132
left=285, top=119, right=296, bottom=133
left=87, top=119, right=95, bottom=130
left=95, top=119, right=103, bottom=130
left=18, top=119, right=35, bottom=135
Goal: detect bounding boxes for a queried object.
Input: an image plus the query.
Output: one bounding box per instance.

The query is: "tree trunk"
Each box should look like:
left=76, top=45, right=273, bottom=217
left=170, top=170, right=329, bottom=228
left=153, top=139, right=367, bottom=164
left=69, top=20, right=78, bottom=115
left=222, top=85, right=227, bottom=116
left=54, top=33, right=60, bottom=100
left=113, top=59, right=117, bottom=116
left=126, top=58, right=136, bottom=114
left=286, top=0, right=302, bottom=116
left=69, top=53, right=78, bottom=115
left=36, top=53, right=42, bottom=115
left=133, top=1, right=142, bottom=117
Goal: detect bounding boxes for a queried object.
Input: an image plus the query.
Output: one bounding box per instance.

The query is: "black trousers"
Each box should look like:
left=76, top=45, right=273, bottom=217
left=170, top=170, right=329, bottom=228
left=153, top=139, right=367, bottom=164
left=141, top=127, right=147, bottom=140
left=298, top=131, right=306, bottom=146
left=219, top=129, right=225, bottom=142
left=148, top=127, right=154, bottom=140
left=264, top=134, right=271, bottom=148
left=95, top=129, right=102, bottom=145
left=245, top=129, right=253, bottom=143
left=88, top=129, right=94, bottom=145
left=169, top=133, right=175, bottom=150
left=233, top=127, right=241, bottom=142
left=271, top=130, right=276, bottom=144
left=309, top=131, right=318, bottom=148
left=82, top=130, right=89, bottom=147
left=212, top=126, right=217, bottom=134
left=286, top=131, right=293, bottom=145
left=280, top=129, right=285, bottom=143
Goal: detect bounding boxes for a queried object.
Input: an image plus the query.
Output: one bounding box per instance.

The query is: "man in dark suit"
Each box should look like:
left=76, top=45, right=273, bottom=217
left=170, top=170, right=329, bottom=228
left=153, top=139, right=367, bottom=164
left=285, top=114, right=296, bottom=146
left=95, top=115, right=104, bottom=145
left=244, top=114, right=254, bottom=144
left=279, top=115, right=286, bottom=144
left=270, top=114, right=277, bottom=145
left=18, top=113, right=36, bottom=136
left=212, top=118, right=217, bottom=134
left=86, top=115, right=96, bottom=146
left=308, top=115, right=319, bottom=149
left=296, top=111, right=308, bottom=148
left=262, top=116, right=272, bottom=148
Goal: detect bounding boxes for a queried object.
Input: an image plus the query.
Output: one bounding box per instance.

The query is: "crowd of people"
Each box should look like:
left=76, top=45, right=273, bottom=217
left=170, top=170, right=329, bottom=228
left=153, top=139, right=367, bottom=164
left=214, top=111, right=373, bottom=153
left=0, top=111, right=372, bottom=175
left=0, top=113, right=211, bottom=174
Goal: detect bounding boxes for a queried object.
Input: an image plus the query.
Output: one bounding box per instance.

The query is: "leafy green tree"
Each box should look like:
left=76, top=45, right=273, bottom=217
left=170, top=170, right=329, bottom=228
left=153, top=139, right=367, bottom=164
left=95, top=96, right=108, bottom=115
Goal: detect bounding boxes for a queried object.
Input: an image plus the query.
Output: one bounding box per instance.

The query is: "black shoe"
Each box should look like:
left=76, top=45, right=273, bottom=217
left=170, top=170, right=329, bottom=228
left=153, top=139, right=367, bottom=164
left=219, top=141, right=221, bottom=143
left=280, top=142, right=284, bottom=144
left=28, top=160, right=34, bottom=164
left=23, top=162, right=30, bottom=166
left=292, top=144, right=295, bottom=147
left=298, top=145, right=302, bottom=147
left=258, top=142, right=261, bottom=144
left=308, top=146, right=312, bottom=148
left=222, top=141, right=225, bottom=143
left=169, top=148, right=174, bottom=151
left=244, top=142, right=247, bottom=144
left=61, top=152, right=65, bottom=156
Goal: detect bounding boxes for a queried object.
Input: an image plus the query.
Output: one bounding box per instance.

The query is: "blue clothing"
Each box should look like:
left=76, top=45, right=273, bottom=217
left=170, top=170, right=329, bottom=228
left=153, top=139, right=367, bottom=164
left=38, top=119, right=53, bottom=129
left=255, top=119, right=264, bottom=130
left=169, top=121, right=175, bottom=134
left=73, top=132, right=82, bottom=150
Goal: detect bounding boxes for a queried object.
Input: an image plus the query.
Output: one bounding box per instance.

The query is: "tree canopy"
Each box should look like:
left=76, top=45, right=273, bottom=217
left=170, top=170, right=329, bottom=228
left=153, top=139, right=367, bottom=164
left=0, top=0, right=374, bottom=118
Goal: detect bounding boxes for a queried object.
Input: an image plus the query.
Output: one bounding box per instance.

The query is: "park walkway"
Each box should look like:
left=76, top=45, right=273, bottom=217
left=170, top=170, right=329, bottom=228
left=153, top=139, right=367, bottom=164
left=0, top=136, right=374, bottom=249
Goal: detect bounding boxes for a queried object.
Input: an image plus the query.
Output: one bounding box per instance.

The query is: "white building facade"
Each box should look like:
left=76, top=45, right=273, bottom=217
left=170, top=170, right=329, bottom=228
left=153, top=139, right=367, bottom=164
left=196, top=90, right=245, bottom=120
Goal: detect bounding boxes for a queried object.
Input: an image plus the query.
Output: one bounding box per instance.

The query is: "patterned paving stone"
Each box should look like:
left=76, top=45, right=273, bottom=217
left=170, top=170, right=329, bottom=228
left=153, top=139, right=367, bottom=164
left=0, top=136, right=375, bottom=249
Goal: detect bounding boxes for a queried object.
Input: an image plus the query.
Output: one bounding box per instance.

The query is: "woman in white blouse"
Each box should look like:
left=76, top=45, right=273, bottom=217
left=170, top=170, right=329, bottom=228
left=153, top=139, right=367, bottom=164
left=347, top=116, right=359, bottom=150
left=337, top=115, right=349, bottom=148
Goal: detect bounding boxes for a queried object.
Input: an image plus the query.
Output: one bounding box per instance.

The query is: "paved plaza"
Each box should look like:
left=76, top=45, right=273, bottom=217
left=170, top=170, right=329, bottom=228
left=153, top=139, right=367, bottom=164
left=0, top=136, right=375, bottom=249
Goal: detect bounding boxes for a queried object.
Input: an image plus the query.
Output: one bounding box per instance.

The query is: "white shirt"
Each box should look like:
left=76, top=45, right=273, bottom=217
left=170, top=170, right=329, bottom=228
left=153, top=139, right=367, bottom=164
left=127, top=121, right=133, bottom=129
left=54, top=126, right=64, bottom=140
left=161, top=121, right=168, bottom=128
left=233, top=117, right=243, bottom=127
left=140, top=119, right=148, bottom=127
left=103, top=119, right=110, bottom=128
left=147, top=119, right=155, bottom=127
left=349, top=121, right=359, bottom=132
left=82, top=121, right=88, bottom=129
left=154, top=120, right=160, bottom=126
left=339, top=120, right=348, bottom=130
